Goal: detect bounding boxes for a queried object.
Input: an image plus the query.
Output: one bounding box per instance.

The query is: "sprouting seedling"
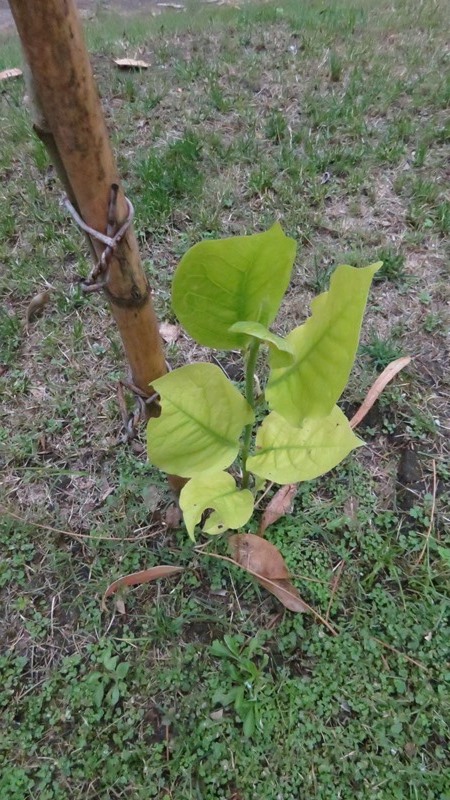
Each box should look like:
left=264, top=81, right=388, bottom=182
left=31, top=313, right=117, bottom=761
left=146, top=223, right=381, bottom=541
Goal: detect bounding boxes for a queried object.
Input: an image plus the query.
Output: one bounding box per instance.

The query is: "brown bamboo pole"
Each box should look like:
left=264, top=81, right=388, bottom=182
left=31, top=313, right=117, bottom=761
left=8, top=0, right=167, bottom=395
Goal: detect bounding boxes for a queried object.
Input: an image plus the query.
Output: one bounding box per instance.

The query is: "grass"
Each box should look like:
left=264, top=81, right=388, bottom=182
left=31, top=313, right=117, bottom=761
left=1, top=0, right=449, bottom=797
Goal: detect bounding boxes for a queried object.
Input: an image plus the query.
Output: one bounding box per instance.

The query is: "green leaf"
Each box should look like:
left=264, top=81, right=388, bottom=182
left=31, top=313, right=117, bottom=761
left=247, top=406, right=363, bottom=484
left=172, top=223, right=296, bottom=349
left=115, top=662, right=130, bottom=680
left=229, top=321, right=294, bottom=365
left=243, top=707, right=256, bottom=738
left=93, top=684, right=105, bottom=709
left=437, top=546, right=450, bottom=566
left=180, top=471, right=254, bottom=540
left=108, top=685, right=120, bottom=707
left=103, top=654, right=118, bottom=672
left=266, top=263, right=381, bottom=426
left=147, top=364, right=253, bottom=477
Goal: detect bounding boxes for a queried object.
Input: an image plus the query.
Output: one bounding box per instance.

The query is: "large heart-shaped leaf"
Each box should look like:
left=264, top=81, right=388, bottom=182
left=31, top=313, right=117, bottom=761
left=147, top=364, right=254, bottom=477
left=229, top=321, right=294, bottom=365
left=247, top=406, right=363, bottom=484
left=266, top=263, right=381, bottom=426
left=172, top=223, right=296, bottom=349
left=180, top=471, right=254, bottom=540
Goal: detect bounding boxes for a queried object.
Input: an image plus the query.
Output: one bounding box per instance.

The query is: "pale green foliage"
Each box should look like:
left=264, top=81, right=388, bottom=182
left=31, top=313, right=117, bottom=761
left=247, top=407, right=363, bottom=484
left=179, top=472, right=254, bottom=540
left=147, top=364, right=254, bottom=477
left=147, top=225, right=379, bottom=540
left=266, top=263, right=381, bottom=426
left=172, top=223, right=296, bottom=349
left=229, top=321, right=294, bottom=366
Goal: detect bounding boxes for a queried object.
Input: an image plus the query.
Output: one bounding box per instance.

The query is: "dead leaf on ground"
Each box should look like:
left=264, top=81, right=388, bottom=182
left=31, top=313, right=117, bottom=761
left=228, top=534, right=309, bottom=614
left=102, top=565, right=184, bottom=610
left=258, top=484, right=297, bottom=535
left=229, top=533, right=289, bottom=579
left=0, top=68, right=23, bottom=82
left=255, top=575, right=311, bottom=614
left=350, top=356, right=412, bottom=429
left=159, top=322, right=181, bottom=344
left=113, top=58, right=151, bottom=70
left=115, top=597, right=126, bottom=615
left=25, top=290, right=51, bottom=328
left=165, top=503, right=183, bottom=529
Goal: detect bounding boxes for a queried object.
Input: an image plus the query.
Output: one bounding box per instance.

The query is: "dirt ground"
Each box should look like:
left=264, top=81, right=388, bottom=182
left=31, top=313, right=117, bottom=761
left=0, top=0, right=184, bottom=32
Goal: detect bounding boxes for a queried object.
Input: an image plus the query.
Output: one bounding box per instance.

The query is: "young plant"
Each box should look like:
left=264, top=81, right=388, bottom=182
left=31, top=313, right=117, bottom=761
left=144, top=224, right=380, bottom=616
left=147, top=224, right=379, bottom=530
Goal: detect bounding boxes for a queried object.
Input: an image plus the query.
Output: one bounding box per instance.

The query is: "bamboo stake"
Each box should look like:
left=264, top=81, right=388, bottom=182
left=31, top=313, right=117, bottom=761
left=8, top=0, right=167, bottom=395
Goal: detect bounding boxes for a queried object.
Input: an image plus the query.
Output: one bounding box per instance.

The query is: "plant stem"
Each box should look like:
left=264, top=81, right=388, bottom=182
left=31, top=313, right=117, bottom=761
left=241, top=340, right=259, bottom=489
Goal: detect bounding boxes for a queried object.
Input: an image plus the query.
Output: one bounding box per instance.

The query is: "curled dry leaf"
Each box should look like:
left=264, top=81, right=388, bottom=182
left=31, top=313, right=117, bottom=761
left=159, top=322, right=181, bottom=344
left=350, top=356, right=412, bottom=429
left=26, top=290, right=51, bottom=328
left=259, top=484, right=297, bottom=535
left=0, top=67, right=23, bottom=81
left=228, top=533, right=310, bottom=615
left=102, top=565, right=184, bottom=610
left=113, top=58, right=151, bottom=70
left=229, top=533, right=289, bottom=579
left=256, top=575, right=310, bottom=614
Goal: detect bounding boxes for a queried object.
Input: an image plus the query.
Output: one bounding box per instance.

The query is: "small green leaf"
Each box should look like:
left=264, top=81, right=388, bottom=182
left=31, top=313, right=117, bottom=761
left=234, top=685, right=245, bottom=713
left=93, top=684, right=105, bottom=709
left=147, top=364, right=254, bottom=477
left=210, top=641, right=234, bottom=660
left=115, top=662, right=130, bottom=680
left=247, top=406, right=363, bottom=484
left=243, top=707, right=256, bottom=738
left=108, top=685, right=120, bottom=707
left=180, top=471, right=254, bottom=540
left=172, top=223, right=296, bottom=349
left=212, top=688, right=238, bottom=706
left=229, top=321, right=294, bottom=365
left=437, top=546, right=450, bottom=566
left=266, top=263, right=381, bottom=426
left=103, top=654, right=118, bottom=672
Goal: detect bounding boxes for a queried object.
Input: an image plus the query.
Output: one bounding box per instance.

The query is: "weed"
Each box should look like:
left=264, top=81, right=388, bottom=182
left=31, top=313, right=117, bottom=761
left=329, top=49, right=343, bottom=82
left=133, top=131, right=203, bottom=227
left=422, top=311, right=444, bottom=333
left=374, top=248, right=407, bottom=283
left=360, top=334, right=403, bottom=371
left=265, top=110, right=287, bottom=143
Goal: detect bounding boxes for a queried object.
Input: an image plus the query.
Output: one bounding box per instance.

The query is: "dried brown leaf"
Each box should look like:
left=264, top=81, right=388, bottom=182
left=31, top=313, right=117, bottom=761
left=159, top=322, right=181, bottom=344
left=102, top=565, right=184, bottom=609
left=229, top=534, right=309, bottom=612
left=25, top=290, right=51, bottom=327
left=229, top=533, right=289, bottom=579
left=115, top=597, right=126, bottom=615
left=113, top=58, right=151, bottom=70
left=259, top=484, right=297, bottom=535
left=350, top=356, right=412, bottom=429
left=255, top=576, right=310, bottom=613
left=197, top=550, right=338, bottom=632
left=165, top=503, right=183, bottom=529
left=0, top=68, right=23, bottom=81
